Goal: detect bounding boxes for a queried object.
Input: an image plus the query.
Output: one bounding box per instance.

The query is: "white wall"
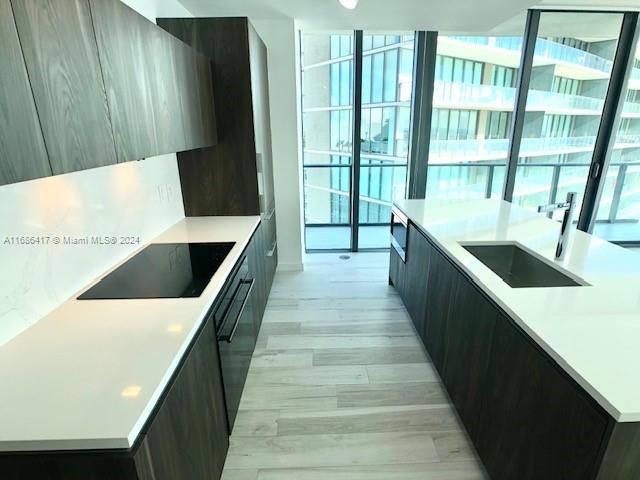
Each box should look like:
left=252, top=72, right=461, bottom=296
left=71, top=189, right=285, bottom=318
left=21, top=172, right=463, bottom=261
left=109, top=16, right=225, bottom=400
left=121, top=0, right=193, bottom=22
left=0, top=155, right=185, bottom=346
left=252, top=19, right=304, bottom=271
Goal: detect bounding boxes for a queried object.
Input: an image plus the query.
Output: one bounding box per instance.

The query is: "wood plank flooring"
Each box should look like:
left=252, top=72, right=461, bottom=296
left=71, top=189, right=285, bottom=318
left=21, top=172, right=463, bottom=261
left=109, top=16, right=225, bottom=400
left=222, top=252, right=487, bottom=479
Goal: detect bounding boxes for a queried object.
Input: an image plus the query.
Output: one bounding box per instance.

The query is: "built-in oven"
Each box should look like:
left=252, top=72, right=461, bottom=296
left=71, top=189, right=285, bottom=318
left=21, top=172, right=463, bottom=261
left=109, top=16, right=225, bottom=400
left=390, top=210, right=408, bottom=262
left=214, top=255, right=256, bottom=431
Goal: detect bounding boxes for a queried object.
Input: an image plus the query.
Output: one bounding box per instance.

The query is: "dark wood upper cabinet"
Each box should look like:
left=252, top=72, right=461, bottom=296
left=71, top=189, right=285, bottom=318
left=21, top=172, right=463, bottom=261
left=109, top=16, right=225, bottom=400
left=0, top=0, right=50, bottom=185
left=11, top=0, right=117, bottom=175
left=90, top=0, right=216, bottom=162
left=157, top=17, right=273, bottom=217
left=89, top=0, right=164, bottom=161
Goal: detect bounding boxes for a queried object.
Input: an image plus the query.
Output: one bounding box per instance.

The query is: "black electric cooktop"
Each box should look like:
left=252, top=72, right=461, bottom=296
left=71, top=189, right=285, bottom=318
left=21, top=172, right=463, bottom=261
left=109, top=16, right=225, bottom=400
left=78, top=242, right=235, bottom=300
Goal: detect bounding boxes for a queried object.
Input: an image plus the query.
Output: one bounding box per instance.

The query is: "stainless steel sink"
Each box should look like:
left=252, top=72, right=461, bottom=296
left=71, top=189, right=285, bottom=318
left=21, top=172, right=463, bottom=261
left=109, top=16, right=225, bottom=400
left=461, top=242, right=588, bottom=288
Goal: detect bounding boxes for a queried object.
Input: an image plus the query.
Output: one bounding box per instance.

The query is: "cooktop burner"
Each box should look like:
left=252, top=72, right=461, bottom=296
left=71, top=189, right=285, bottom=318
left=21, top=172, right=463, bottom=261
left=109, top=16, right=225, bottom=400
left=78, top=242, right=235, bottom=300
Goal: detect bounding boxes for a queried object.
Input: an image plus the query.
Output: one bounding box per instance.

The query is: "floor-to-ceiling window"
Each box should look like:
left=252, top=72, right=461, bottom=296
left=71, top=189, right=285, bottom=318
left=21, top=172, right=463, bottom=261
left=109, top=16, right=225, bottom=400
left=358, top=33, right=415, bottom=249
left=425, top=32, right=524, bottom=199
left=593, top=40, right=640, bottom=243
left=300, top=32, right=415, bottom=251
left=301, top=33, right=354, bottom=250
left=300, top=10, right=640, bottom=252
left=511, top=12, right=624, bottom=217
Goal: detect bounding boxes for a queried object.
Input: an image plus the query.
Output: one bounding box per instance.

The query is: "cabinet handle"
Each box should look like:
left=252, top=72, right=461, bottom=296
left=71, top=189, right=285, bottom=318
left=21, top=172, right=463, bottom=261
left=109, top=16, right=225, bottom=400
left=266, top=240, right=277, bottom=257
left=218, top=279, right=255, bottom=343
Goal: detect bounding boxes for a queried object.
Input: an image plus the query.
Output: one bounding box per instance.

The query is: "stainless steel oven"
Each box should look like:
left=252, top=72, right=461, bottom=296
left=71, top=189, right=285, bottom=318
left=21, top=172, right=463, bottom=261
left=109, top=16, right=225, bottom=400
left=390, top=210, right=408, bottom=262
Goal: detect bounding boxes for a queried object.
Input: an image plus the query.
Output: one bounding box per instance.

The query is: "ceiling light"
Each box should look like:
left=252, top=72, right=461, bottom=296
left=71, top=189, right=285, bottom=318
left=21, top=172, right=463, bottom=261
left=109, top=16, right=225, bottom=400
left=338, top=0, right=358, bottom=9
left=121, top=385, right=142, bottom=398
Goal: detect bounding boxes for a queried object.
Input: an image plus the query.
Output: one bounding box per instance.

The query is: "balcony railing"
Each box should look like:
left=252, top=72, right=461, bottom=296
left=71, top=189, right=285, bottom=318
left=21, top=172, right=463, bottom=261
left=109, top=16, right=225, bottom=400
left=449, top=36, right=614, bottom=73
left=434, top=81, right=608, bottom=113
left=429, top=135, right=640, bottom=162
left=450, top=36, right=640, bottom=82
left=426, top=161, right=640, bottom=224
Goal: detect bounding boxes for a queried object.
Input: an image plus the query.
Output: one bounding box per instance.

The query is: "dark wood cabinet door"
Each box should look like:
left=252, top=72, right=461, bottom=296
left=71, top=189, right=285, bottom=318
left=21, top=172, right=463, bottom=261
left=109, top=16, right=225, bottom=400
left=135, top=315, right=229, bottom=480
left=12, top=0, right=117, bottom=175
left=403, top=225, right=432, bottom=339
left=146, top=25, right=186, bottom=156
left=218, top=284, right=257, bottom=431
left=247, top=228, right=264, bottom=337
left=90, top=0, right=159, bottom=162
left=423, top=248, right=459, bottom=373
left=249, top=221, right=268, bottom=320
left=0, top=0, right=50, bottom=185
left=475, top=315, right=609, bottom=480
left=441, top=275, right=497, bottom=439
left=264, top=210, right=277, bottom=296
left=157, top=18, right=262, bottom=217
left=389, top=248, right=406, bottom=297
left=90, top=0, right=216, bottom=162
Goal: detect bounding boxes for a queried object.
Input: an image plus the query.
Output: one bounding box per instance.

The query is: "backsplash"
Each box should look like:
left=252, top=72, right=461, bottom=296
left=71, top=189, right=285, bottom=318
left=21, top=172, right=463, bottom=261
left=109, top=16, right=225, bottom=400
left=0, top=154, right=184, bottom=346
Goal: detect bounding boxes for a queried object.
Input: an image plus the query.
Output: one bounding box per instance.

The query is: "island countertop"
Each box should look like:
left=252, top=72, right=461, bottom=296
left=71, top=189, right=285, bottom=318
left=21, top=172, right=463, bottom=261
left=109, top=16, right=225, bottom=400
left=394, top=198, right=640, bottom=422
left=0, top=216, right=260, bottom=452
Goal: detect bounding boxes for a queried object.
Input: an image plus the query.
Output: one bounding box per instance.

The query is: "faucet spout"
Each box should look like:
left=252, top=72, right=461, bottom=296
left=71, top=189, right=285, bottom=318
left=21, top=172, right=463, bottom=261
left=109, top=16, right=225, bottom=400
left=538, top=192, right=576, bottom=260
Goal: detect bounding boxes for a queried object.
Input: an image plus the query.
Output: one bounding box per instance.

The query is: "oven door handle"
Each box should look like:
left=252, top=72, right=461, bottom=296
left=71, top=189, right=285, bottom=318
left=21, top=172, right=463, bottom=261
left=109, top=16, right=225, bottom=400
left=217, top=278, right=255, bottom=343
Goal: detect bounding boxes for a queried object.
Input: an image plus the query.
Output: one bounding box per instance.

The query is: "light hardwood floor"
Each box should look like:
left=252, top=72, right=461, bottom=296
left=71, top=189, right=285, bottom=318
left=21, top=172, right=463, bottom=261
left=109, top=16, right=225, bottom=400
left=222, top=252, right=488, bottom=479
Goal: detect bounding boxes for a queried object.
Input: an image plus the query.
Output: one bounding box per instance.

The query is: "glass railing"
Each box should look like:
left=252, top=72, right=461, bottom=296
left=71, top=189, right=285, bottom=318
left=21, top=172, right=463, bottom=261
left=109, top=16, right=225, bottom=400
left=427, top=161, right=640, bottom=223
left=434, top=81, right=606, bottom=112
left=303, top=163, right=406, bottom=226
left=429, top=136, right=640, bottom=162
left=448, top=36, right=613, bottom=74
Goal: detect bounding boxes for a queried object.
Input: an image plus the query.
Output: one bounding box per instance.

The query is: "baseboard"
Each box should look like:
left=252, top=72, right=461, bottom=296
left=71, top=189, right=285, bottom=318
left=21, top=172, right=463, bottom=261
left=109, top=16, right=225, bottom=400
left=276, top=262, right=304, bottom=272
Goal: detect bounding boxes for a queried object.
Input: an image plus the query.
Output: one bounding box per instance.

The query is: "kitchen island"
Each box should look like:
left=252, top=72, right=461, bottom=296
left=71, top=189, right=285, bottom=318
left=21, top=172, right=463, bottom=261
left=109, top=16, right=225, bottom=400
left=390, top=198, right=640, bottom=480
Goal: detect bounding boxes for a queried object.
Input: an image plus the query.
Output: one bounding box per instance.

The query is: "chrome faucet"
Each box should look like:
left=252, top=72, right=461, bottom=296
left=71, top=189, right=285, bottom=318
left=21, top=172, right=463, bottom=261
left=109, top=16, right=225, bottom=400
left=537, top=192, right=576, bottom=260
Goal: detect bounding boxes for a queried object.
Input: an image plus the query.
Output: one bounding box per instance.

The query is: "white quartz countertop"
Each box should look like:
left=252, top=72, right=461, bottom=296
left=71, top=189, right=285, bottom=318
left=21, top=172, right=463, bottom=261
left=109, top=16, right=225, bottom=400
left=0, top=216, right=260, bottom=452
left=394, top=198, right=640, bottom=422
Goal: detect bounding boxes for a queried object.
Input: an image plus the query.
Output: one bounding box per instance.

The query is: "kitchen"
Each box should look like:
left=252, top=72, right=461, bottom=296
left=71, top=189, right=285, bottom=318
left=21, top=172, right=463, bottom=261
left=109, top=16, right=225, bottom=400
left=1, top=0, right=640, bottom=479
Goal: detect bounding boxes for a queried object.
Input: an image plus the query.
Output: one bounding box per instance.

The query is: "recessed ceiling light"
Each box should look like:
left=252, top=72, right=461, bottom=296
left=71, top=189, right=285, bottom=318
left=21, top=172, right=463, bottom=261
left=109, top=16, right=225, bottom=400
left=121, top=385, right=142, bottom=398
left=338, top=0, right=359, bottom=9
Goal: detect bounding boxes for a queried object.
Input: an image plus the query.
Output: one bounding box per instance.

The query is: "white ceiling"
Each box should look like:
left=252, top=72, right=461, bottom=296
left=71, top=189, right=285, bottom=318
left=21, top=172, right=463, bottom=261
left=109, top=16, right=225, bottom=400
left=178, top=0, right=539, bottom=33
left=174, top=0, right=640, bottom=34
left=539, top=0, right=640, bottom=9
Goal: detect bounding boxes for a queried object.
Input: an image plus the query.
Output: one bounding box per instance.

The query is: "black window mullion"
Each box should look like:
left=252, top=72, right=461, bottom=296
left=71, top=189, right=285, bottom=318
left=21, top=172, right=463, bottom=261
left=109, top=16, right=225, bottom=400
left=350, top=30, right=363, bottom=251
left=578, top=12, right=640, bottom=232
left=407, top=31, right=437, bottom=199
left=503, top=9, right=541, bottom=202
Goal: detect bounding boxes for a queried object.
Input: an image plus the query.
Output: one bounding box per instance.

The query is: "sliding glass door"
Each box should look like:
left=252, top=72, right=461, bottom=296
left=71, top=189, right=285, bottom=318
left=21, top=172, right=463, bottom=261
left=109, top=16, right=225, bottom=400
left=593, top=35, right=640, bottom=243
left=300, top=32, right=415, bottom=251
left=301, top=33, right=354, bottom=250
left=512, top=12, right=624, bottom=217
left=358, top=33, right=415, bottom=249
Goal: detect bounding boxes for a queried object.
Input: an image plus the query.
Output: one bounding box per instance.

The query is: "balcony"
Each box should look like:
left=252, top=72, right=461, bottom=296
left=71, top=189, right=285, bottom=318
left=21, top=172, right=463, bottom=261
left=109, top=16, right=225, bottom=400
left=436, top=81, right=594, bottom=114
left=434, top=81, right=640, bottom=117
left=429, top=136, right=640, bottom=163
left=446, top=36, right=640, bottom=83
left=426, top=161, right=640, bottom=241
